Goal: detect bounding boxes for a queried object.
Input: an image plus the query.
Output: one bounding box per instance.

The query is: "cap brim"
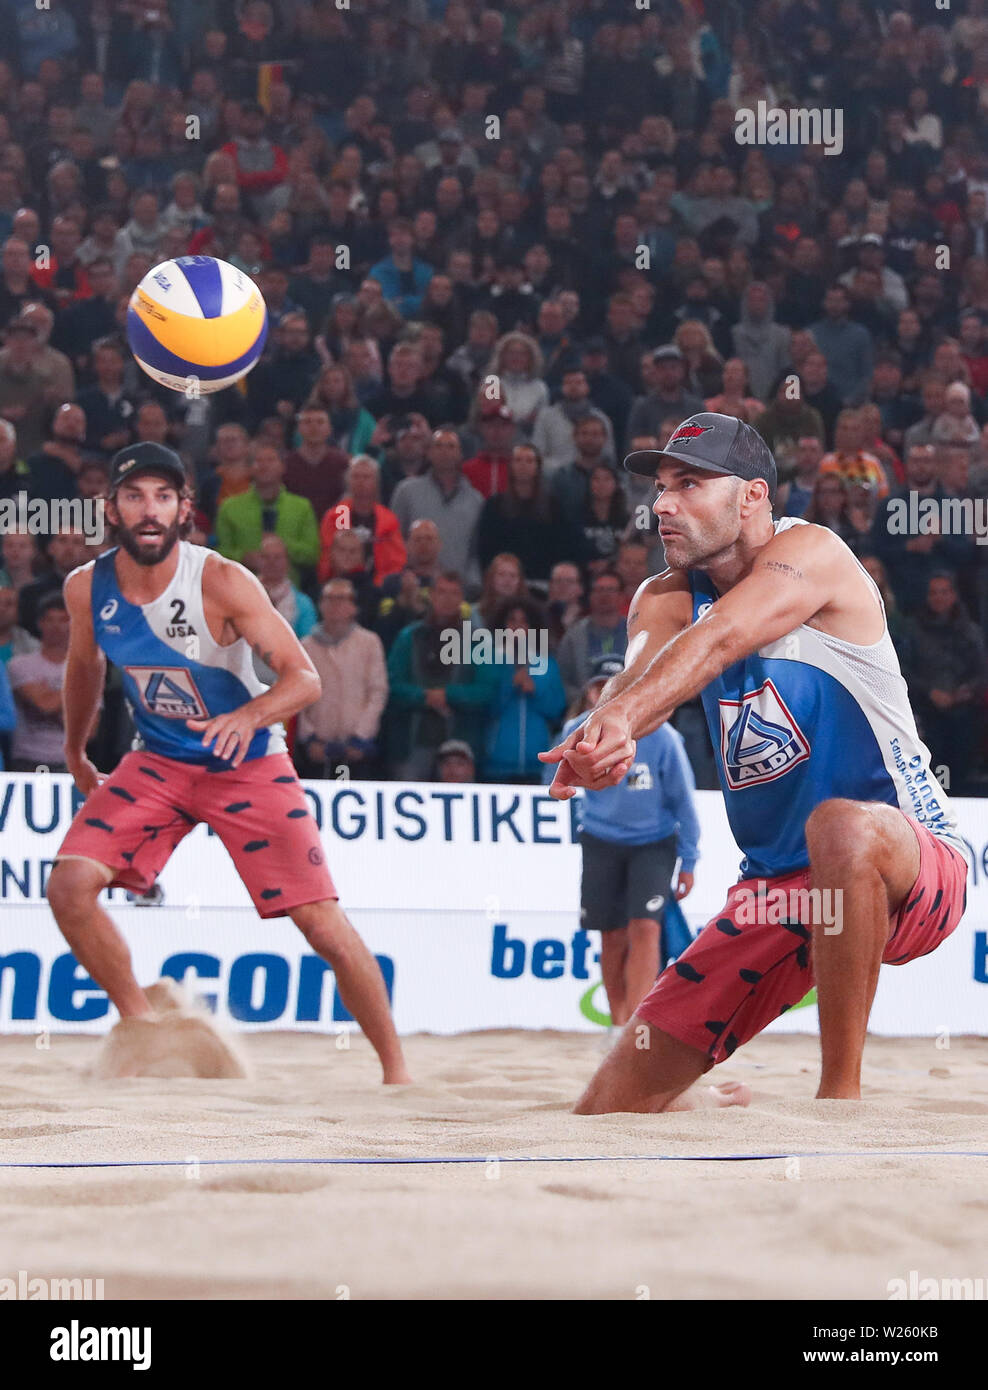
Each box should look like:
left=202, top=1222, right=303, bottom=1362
left=623, top=448, right=734, bottom=479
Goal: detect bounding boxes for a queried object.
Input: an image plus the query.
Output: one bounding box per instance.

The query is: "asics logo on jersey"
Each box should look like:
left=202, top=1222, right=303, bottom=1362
left=99, top=599, right=118, bottom=621
left=720, top=679, right=810, bottom=788
left=127, top=666, right=208, bottom=719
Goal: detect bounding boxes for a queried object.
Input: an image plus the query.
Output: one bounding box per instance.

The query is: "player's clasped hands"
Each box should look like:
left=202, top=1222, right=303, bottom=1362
left=187, top=710, right=259, bottom=767
left=539, top=703, right=637, bottom=800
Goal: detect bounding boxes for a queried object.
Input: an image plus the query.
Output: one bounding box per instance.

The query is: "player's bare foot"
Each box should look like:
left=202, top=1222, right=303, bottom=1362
left=666, top=1079, right=751, bottom=1111
left=383, top=1067, right=414, bottom=1085
left=706, top=1080, right=751, bottom=1108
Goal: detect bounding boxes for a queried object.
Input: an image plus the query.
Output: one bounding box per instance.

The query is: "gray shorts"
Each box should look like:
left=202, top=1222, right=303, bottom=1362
left=580, top=831, right=678, bottom=933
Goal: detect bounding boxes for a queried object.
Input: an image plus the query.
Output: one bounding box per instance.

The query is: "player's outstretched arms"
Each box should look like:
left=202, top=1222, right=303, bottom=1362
left=62, top=565, right=107, bottom=796
left=191, top=554, right=321, bottom=767
left=560, top=524, right=849, bottom=791
left=540, top=568, right=692, bottom=800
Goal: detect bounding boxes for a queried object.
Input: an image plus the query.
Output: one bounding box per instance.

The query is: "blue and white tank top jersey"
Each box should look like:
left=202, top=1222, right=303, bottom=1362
left=690, top=516, right=966, bottom=879
left=90, top=542, right=286, bottom=767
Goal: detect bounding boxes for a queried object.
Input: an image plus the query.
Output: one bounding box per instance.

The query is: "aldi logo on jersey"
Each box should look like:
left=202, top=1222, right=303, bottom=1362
left=127, top=666, right=208, bottom=719
left=719, top=679, right=810, bottom=788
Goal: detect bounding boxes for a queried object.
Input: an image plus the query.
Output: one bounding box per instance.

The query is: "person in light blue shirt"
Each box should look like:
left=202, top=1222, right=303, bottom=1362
left=369, top=221, right=434, bottom=320
left=546, top=656, right=700, bottom=1025
left=484, top=597, right=567, bottom=782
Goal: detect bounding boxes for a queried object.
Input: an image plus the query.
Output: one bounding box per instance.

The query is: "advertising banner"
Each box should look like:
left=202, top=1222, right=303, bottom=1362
left=0, top=775, right=985, bottom=1035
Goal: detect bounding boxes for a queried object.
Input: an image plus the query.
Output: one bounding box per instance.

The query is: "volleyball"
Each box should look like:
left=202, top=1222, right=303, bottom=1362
left=126, top=255, right=268, bottom=394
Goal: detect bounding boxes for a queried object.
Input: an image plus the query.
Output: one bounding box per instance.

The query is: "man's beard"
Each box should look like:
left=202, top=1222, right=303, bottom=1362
left=661, top=525, right=732, bottom=572
left=115, top=516, right=181, bottom=567
left=660, top=529, right=704, bottom=570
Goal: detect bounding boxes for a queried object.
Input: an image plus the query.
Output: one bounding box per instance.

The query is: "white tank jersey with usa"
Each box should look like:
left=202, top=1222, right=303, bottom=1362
left=89, top=541, right=286, bottom=766
left=690, top=516, right=967, bottom=879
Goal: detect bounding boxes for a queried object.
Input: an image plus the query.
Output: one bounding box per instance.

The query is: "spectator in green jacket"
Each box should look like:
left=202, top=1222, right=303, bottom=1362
left=215, top=441, right=321, bottom=588
left=386, top=570, right=496, bottom=780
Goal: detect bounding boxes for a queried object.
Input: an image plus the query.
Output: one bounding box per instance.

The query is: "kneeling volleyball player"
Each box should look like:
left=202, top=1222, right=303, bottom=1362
left=47, top=442, right=410, bottom=1084
left=541, top=414, right=968, bottom=1114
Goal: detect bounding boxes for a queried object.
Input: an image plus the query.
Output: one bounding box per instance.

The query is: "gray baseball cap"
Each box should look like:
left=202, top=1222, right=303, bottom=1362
left=624, top=411, right=777, bottom=501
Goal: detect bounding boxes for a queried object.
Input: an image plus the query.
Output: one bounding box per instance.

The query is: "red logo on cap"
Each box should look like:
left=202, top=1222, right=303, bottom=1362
left=669, top=423, right=713, bottom=444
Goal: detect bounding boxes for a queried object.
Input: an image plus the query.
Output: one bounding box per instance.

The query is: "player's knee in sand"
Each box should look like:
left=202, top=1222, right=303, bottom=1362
left=573, top=1020, right=746, bottom=1115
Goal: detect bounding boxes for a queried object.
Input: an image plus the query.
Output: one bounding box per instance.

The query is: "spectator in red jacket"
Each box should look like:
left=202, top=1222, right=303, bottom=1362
left=319, top=453, right=407, bottom=584
left=462, top=399, right=517, bottom=497
left=220, top=102, right=289, bottom=203
left=958, top=310, right=988, bottom=399
left=30, top=215, right=91, bottom=310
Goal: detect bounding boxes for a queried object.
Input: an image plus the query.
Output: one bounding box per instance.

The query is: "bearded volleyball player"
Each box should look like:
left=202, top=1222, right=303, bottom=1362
left=47, top=441, right=410, bottom=1084
left=541, top=412, right=968, bottom=1114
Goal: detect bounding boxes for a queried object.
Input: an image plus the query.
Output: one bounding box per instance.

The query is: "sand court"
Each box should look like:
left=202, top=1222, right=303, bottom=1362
left=1, top=1030, right=986, bottom=1300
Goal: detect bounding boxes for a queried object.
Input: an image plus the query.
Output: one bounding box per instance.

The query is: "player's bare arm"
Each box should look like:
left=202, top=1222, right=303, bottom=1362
left=558, top=525, right=870, bottom=794
left=539, top=567, right=692, bottom=797
left=62, top=565, right=106, bottom=795
left=186, top=553, right=321, bottom=766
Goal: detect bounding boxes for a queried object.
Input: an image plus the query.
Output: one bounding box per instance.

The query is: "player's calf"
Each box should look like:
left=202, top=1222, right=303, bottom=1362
left=289, top=900, right=412, bottom=1085
left=805, top=799, right=921, bottom=1099
left=47, top=859, right=154, bottom=1020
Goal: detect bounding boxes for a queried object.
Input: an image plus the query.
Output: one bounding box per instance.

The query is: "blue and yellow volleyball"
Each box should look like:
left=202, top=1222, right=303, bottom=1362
left=126, top=255, right=267, bottom=394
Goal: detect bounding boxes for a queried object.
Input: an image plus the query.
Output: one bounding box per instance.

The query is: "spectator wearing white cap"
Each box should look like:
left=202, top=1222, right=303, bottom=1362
left=434, top=738, right=476, bottom=782
left=932, top=381, right=981, bottom=445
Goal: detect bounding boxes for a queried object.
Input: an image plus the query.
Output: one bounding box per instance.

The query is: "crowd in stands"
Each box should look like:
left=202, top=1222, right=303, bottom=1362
left=0, top=0, right=987, bottom=793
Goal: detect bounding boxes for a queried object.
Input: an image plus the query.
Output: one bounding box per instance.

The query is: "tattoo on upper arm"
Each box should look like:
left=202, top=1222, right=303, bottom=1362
left=763, top=561, right=803, bottom=581
left=629, top=608, right=640, bottom=624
